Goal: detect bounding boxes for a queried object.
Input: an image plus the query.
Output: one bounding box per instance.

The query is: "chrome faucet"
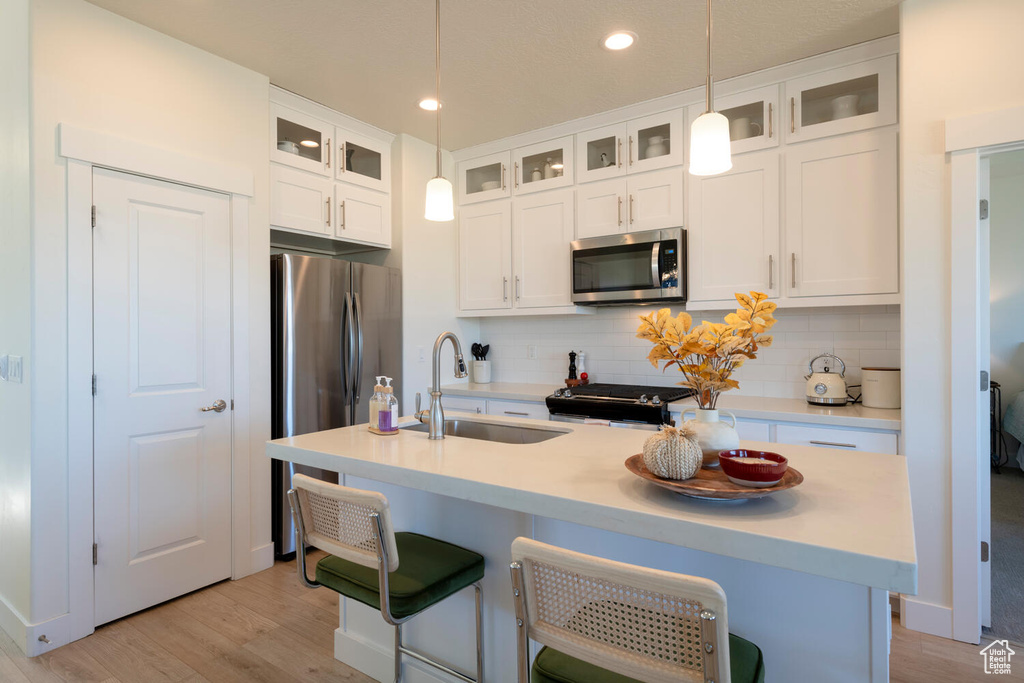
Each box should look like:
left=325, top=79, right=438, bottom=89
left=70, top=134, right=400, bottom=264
left=415, top=331, right=468, bottom=439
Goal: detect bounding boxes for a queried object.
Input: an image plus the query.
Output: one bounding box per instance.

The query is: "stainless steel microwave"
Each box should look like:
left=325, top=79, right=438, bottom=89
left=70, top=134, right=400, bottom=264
left=570, top=228, right=686, bottom=305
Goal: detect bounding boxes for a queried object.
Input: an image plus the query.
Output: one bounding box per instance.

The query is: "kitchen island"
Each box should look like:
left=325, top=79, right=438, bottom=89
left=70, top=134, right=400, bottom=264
left=267, top=414, right=916, bottom=682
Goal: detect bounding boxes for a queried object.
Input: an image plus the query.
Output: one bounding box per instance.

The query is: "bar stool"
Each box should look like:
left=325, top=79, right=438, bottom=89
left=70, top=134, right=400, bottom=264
left=509, top=538, right=765, bottom=683
left=287, top=474, right=485, bottom=683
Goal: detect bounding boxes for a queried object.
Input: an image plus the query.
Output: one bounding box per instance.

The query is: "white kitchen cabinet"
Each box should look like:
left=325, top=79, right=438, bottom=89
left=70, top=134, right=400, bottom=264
left=441, top=396, right=486, bottom=414
left=785, top=55, right=897, bottom=143
left=335, top=184, right=390, bottom=247
left=575, top=110, right=684, bottom=184
left=627, top=168, right=684, bottom=233
left=486, top=399, right=549, bottom=421
left=512, top=136, right=574, bottom=195
left=775, top=424, right=898, bottom=455
left=335, top=128, right=390, bottom=193
left=576, top=178, right=625, bottom=238
left=271, top=103, right=333, bottom=176
left=512, top=188, right=575, bottom=308
left=270, top=165, right=333, bottom=235
left=687, top=150, right=780, bottom=303
left=458, top=151, right=511, bottom=205
left=688, top=85, right=781, bottom=156
left=459, top=200, right=513, bottom=311
left=785, top=127, right=898, bottom=298
left=733, top=419, right=771, bottom=442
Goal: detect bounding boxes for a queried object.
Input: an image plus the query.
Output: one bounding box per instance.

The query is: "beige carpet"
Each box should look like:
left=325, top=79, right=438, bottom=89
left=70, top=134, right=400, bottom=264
left=986, top=466, right=1024, bottom=643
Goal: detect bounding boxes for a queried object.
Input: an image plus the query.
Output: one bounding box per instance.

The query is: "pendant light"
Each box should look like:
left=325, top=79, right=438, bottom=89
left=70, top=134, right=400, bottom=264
left=688, top=0, right=732, bottom=176
left=424, top=0, right=454, bottom=221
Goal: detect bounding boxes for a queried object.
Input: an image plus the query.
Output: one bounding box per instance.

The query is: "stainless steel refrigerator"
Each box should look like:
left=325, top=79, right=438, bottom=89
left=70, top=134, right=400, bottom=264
left=271, top=253, right=402, bottom=557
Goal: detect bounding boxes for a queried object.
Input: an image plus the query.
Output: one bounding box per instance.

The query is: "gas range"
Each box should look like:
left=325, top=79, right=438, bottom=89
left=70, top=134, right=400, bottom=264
left=545, top=383, right=695, bottom=428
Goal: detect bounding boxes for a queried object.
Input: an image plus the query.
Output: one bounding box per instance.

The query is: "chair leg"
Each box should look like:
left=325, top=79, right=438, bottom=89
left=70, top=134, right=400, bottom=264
left=393, top=624, right=403, bottom=683
left=473, top=582, right=484, bottom=683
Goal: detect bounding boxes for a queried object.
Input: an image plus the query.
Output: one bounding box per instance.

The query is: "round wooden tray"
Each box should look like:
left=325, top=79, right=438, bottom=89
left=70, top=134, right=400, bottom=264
left=625, top=454, right=803, bottom=501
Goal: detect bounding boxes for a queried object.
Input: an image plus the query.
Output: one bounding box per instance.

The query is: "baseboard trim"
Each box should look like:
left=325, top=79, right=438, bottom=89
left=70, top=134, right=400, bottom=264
left=335, top=628, right=450, bottom=683
left=0, top=595, right=76, bottom=658
left=0, top=593, right=28, bottom=655
left=249, top=542, right=274, bottom=575
left=901, top=595, right=953, bottom=639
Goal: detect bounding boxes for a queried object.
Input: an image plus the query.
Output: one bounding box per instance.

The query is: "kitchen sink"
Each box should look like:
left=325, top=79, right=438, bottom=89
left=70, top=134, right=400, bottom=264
left=401, top=419, right=567, bottom=444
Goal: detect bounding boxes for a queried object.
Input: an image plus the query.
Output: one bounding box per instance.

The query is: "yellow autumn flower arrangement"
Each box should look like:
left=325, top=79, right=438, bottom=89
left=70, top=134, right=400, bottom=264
left=636, top=292, right=777, bottom=410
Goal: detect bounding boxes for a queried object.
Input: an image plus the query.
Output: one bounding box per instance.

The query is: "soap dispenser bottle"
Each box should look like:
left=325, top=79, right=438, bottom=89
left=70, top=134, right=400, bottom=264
left=369, top=376, right=385, bottom=433
left=380, top=377, right=399, bottom=434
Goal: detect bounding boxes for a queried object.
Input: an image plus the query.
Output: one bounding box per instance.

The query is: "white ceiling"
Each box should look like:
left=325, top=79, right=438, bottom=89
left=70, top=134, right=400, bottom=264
left=85, top=0, right=901, bottom=151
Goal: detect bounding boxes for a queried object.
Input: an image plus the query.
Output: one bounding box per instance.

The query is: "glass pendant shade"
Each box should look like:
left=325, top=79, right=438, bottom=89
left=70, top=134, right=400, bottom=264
left=688, top=112, right=732, bottom=176
left=424, top=176, right=454, bottom=221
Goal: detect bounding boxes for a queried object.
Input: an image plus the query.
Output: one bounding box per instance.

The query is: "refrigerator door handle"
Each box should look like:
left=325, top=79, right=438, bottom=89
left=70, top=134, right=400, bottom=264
left=353, top=292, right=365, bottom=403
left=344, top=292, right=355, bottom=405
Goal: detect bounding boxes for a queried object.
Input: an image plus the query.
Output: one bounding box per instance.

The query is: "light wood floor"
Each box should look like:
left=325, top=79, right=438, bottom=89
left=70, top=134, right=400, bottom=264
left=1, top=554, right=1021, bottom=682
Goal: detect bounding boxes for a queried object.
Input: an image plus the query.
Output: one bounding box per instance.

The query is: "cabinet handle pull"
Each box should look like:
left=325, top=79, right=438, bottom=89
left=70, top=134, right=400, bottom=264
left=515, top=275, right=521, bottom=300
left=503, top=276, right=508, bottom=302
left=339, top=142, right=345, bottom=172
left=768, top=254, right=774, bottom=289
left=504, top=410, right=529, bottom=417
left=809, top=440, right=857, bottom=449
left=501, top=164, right=507, bottom=191
left=340, top=200, right=346, bottom=229
left=326, top=138, right=331, bottom=168
left=791, top=252, right=796, bottom=288
left=768, top=103, right=774, bottom=138
left=617, top=196, right=623, bottom=226
left=629, top=194, right=634, bottom=224
left=790, top=98, right=796, bottom=134
left=514, top=162, right=519, bottom=189
left=628, top=135, right=635, bottom=166
left=325, top=198, right=331, bottom=226
left=617, top=138, right=623, bottom=168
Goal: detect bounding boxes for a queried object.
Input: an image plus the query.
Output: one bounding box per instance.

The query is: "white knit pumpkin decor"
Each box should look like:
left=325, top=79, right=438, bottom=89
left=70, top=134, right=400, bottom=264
left=642, top=425, right=703, bottom=480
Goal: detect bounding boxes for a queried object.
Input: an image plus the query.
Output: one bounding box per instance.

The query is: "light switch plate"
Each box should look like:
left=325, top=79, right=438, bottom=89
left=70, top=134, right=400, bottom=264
left=527, top=345, right=538, bottom=360
left=0, top=355, right=7, bottom=381
left=8, top=356, right=21, bottom=383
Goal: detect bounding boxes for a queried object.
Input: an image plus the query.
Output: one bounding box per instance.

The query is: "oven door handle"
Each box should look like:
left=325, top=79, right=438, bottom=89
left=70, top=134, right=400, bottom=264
left=651, top=241, right=661, bottom=288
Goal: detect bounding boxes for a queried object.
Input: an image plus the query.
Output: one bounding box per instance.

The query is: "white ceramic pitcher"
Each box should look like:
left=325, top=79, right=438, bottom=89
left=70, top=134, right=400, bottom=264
left=680, top=408, right=740, bottom=468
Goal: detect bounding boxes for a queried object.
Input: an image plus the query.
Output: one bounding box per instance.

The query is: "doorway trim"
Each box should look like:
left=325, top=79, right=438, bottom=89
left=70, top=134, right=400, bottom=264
left=61, top=124, right=258, bottom=647
left=947, top=105, right=1024, bottom=643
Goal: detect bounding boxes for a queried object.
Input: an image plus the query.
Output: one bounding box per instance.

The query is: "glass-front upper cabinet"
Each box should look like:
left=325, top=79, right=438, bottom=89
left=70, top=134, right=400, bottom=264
left=271, top=104, right=334, bottom=176
left=576, top=110, right=684, bottom=183
left=785, top=55, right=897, bottom=143
left=335, top=129, right=391, bottom=193
left=688, top=85, right=780, bottom=156
left=511, top=136, right=574, bottom=195
left=458, top=151, right=511, bottom=205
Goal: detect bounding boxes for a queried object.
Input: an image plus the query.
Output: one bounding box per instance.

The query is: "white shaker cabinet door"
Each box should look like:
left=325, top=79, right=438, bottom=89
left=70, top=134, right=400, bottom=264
left=688, top=150, right=780, bottom=303
left=335, top=184, right=390, bottom=248
left=270, top=165, right=333, bottom=235
left=512, top=188, right=575, bottom=309
left=785, top=128, right=898, bottom=298
left=459, top=200, right=513, bottom=311
left=576, top=178, right=626, bottom=239
left=626, top=167, right=684, bottom=233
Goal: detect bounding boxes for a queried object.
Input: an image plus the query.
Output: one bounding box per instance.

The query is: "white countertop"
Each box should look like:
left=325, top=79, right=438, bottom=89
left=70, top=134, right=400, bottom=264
left=267, top=415, right=917, bottom=593
left=441, top=382, right=554, bottom=402
left=667, top=396, right=902, bottom=431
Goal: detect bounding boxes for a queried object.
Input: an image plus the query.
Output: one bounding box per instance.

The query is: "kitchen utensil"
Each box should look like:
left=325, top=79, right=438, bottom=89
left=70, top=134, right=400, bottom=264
left=861, top=367, right=901, bottom=409
left=480, top=344, right=489, bottom=360
left=718, top=450, right=788, bottom=487
left=805, top=353, right=848, bottom=406
left=625, top=454, right=803, bottom=501
left=471, top=343, right=481, bottom=360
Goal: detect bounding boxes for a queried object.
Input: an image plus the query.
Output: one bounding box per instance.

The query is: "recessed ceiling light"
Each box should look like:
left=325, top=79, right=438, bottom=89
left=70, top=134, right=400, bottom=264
left=602, top=31, right=637, bottom=51
left=418, top=98, right=442, bottom=111
left=299, top=140, right=319, bottom=148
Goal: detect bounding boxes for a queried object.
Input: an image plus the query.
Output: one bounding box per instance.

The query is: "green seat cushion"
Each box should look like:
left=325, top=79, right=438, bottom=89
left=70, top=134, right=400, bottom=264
left=531, top=634, right=765, bottom=683
left=314, top=531, right=484, bottom=620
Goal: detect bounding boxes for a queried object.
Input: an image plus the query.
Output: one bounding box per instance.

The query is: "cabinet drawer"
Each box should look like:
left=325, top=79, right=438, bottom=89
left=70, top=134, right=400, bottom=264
left=734, top=419, right=771, bottom=443
left=441, top=396, right=486, bottom=415
left=775, top=424, right=897, bottom=454
left=486, top=400, right=549, bottom=420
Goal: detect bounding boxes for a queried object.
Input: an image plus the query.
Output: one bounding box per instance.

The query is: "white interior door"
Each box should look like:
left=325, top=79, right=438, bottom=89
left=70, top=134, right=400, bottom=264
left=92, top=168, right=233, bottom=626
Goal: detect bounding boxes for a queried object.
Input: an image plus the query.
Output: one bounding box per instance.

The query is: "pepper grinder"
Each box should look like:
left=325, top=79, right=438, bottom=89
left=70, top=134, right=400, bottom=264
left=568, top=351, right=577, bottom=380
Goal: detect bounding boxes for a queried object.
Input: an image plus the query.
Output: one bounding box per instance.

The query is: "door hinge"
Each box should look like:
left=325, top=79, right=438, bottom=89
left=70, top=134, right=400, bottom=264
left=91, top=374, right=97, bottom=396
left=91, top=205, right=96, bottom=228
left=979, top=199, right=989, bottom=220
left=981, top=540, right=990, bottom=563
left=92, top=543, right=98, bottom=565
left=981, top=370, right=990, bottom=392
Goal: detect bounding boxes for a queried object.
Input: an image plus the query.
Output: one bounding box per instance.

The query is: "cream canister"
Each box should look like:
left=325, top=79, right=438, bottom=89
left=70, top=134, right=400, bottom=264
left=861, top=367, right=901, bottom=409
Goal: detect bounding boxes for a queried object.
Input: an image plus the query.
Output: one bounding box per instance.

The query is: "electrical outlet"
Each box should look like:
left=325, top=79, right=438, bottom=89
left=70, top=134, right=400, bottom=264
left=8, top=356, right=21, bottom=383
left=527, top=345, right=538, bottom=360
left=417, top=346, right=426, bottom=363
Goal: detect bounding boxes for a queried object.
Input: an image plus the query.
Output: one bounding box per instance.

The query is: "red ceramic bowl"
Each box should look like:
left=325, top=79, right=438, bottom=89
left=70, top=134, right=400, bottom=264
left=718, top=450, right=788, bottom=488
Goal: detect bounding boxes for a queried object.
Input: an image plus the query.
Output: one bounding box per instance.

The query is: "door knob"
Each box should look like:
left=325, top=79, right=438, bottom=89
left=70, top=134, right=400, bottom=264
left=200, top=399, right=227, bottom=413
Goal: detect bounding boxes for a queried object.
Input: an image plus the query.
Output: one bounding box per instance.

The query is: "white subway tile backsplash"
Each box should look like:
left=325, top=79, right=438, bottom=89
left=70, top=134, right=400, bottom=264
left=477, top=305, right=900, bottom=398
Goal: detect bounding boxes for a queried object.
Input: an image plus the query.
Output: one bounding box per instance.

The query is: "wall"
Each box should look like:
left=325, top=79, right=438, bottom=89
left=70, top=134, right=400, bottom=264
left=26, top=0, right=271, bottom=633
left=900, top=0, right=1024, bottom=636
left=480, top=305, right=900, bottom=397
left=396, top=134, right=479, bottom=414
left=0, top=0, right=34, bottom=637
left=990, top=152, right=1024, bottom=460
